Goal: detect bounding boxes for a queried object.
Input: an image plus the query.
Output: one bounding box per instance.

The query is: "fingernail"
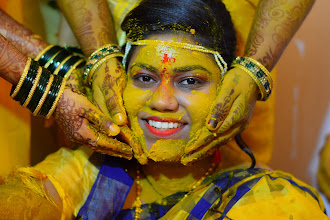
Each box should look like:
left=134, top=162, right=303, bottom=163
left=109, top=124, right=120, bottom=136
left=207, top=118, right=218, bottom=130
left=113, top=113, right=125, bottom=125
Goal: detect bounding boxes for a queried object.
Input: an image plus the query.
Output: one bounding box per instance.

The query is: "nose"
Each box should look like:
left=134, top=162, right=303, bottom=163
left=148, top=83, right=179, bottom=112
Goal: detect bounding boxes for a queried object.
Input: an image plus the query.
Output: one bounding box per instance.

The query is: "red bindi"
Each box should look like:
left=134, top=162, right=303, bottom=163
left=162, top=53, right=176, bottom=64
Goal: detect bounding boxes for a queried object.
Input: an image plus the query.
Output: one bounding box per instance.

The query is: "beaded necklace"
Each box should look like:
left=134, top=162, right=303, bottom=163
left=133, top=162, right=217, bottom=220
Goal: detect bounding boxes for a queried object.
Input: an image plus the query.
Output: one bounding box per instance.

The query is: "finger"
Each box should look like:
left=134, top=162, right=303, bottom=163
left=119, top=126, right=148, bottom=164
left=217, top=96, right=246, bottom=134
left=87, top=125, right=133, bottom=159
left=92, top=85, right=111, bottom=117
left=82, top=102, right=120, bottom=136
left=181, top=127, right=241, bottom=165
left=185, top=126, right=216, bottom=154
left=207, top=87, right=237, bottom=132
left=104, top=83, right=127, bottom=126
left=101, top=60, right=128, bottom=126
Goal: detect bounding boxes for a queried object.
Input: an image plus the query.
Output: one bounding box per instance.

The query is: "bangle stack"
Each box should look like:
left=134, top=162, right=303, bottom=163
left=83, top=44, right=123, bottom=86
left=36, top=44, right=86, bottom=79
left=231, top=56, right=273, bottom=101
left=11, top=57, right=67, bottom=119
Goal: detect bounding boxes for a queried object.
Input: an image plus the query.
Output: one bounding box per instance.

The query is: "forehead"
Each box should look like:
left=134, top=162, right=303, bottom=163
left=128, top=34, right=220, bottom=74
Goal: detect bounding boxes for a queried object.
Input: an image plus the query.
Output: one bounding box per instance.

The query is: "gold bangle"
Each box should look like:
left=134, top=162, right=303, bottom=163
left=87, top=53, right=123, bottom=86
left=35, top=45, right=55, bottom=61
left=11, top=57, right=32, bottom=98
left=52, top=55, right=73, bottom=75
left=46, top=78, right=67, bottom=119
left=33, top=74, right=54, bottom=116
left=232, top=63, right=266, bottom=100
left=22, top=66, right=43, bottom=107
left=244, top=57, right=273, bottom=89
left=64, top=58, right=85, bottom=80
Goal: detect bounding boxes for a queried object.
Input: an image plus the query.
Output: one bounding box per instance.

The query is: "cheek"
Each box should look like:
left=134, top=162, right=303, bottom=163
left=123, top=82, right=153, bottom=116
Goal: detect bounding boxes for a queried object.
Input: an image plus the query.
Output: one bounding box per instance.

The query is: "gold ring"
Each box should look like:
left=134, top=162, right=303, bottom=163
left=89, top=133, right=100, bottom=146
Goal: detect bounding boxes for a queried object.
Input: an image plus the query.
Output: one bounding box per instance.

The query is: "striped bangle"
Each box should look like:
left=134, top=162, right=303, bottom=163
left=26, top=68, right=51, bottom=112
left=231, top=57, right=273, bottom=101
left=13, top=59, right=39, bottom=105
left=22, top=66, right=43, bottom=107
left=10, top=57, right=32, bottom=98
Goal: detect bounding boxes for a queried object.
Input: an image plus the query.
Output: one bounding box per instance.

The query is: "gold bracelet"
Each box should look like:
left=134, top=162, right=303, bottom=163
left=11, top=57, right=32, bottom=98
left=22, top=66, right=43, bottom=107
left=244, top=57, right=273, bottom=89
left=232, top=63, right=266, bottom=100
left=83, top=44, right=121, bottom=83
left=87, top=53, right=123, bottom=86
left=35, top=45, right=55, bottom=61
left=64, top=58, right=85, bottom=80
left=33, top=74, right=54, bottom=116
left=46, top=78, right=67, bottom=119
left=232, top=56, right=272, bottom=101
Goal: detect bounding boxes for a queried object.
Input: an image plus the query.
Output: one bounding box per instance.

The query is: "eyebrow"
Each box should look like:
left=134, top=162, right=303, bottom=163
left=130, top=62, right=158, bottom=73
left=173, top=65, right=212, bottom=75
left=131, top=63, right=212, bottom=76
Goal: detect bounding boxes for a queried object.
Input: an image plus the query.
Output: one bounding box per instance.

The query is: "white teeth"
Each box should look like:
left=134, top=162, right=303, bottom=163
left=162, top=123, right=168, bottom=129
left=147, top=120, right=183, bottom=130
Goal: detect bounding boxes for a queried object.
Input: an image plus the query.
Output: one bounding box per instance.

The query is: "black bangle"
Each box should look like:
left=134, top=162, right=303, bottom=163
left=26, top=68, right=51, bottom=112
left=38, top=46, right=63, bottom=66
left=14, top=60, right=40, bottom=105
left=57, top=55, right=82, bottom=77
left=38, top=74, right=64, bottom=116
left=47, top=49, right=73, bottom=73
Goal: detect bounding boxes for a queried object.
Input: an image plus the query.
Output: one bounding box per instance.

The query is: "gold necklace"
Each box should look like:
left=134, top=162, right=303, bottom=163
left=133, top=162, right=217, bottom=219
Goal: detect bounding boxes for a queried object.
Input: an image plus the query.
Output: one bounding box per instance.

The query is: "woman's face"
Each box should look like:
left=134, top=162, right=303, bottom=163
left=123, top=34, right=221, bottom=162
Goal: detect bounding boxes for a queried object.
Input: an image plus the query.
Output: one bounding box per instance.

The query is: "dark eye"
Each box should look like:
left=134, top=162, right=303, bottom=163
left=133, top=74, right=158, bottom=88
left=181, top=78, right=197, bottom=85
left=138, top=75, right=154, bottom=82
left=178, top=77, right=207, bottom=90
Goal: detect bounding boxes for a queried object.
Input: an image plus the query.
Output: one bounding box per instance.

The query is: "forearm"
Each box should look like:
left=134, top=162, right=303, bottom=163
left=57, top=0, right=117, bottom=56
left=0, top=9, right=48, bottom=59
left=244, top=0, right=315, bottom=71
left=0, top=34, right=28, bottom=84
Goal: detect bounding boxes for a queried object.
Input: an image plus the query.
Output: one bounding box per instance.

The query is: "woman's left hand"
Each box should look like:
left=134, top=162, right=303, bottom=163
left=182, top=67, right=258, bottom=164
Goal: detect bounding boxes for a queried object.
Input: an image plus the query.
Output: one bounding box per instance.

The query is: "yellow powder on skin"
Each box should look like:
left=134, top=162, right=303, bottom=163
left=148, top=139, right=186, bottom=162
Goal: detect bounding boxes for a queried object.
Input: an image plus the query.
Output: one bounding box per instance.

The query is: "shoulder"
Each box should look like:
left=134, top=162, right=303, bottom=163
left=205, top=168, right=328, bottom=219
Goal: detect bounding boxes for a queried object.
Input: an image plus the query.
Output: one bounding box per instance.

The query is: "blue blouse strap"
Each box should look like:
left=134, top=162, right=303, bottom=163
left=77, top=156, right=134, bottom=220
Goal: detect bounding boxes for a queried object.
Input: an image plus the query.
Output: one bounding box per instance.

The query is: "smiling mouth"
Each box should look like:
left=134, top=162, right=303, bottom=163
left=144, top=119, right=186, bottom=137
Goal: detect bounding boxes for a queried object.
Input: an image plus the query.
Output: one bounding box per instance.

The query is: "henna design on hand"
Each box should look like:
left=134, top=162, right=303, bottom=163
left=0, top=9, right=48, bottom=58
left=54, top=89, right=92, bottom=143
left=0, top=34, right=26, bottom=84
left=208, top=89, right=235, bottom=129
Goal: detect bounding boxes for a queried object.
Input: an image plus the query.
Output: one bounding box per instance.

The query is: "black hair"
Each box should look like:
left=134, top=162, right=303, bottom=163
left=121, top=0, right=236, bottom=65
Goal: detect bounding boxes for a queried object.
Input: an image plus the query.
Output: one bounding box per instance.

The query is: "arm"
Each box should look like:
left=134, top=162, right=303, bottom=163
left=56, top=0, right=117, bottom=56
left=0, top=9, right=48, bottom=59
left=57, top=0, right=128, bottom=125
left=183, top=0, right=315, bottom=162
left=0, top=12, right=132, bottom=158
left=245, top=0, right=315, bottom=71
